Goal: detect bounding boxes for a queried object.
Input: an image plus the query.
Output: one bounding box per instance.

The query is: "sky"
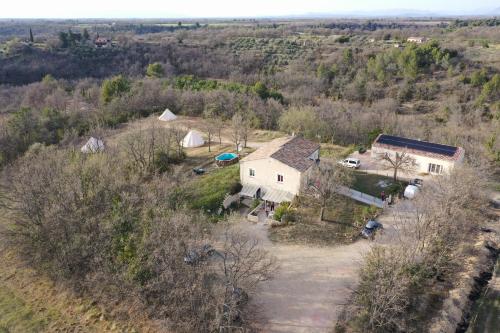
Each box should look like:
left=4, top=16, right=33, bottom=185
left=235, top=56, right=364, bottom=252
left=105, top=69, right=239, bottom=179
left=1, top=0, right=498, bottom=18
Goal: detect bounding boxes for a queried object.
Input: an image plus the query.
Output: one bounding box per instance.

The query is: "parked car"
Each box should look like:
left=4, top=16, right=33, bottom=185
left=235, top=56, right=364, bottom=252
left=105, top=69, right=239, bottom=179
left=409, top=178, right=423, bottom=188
left=184, top=244, right=216, bottom=265
left=192, top=167, right=206, bottom=175
left=361, top=220, right=383, bottom=239
left=338, top=158, right=361, bottom=169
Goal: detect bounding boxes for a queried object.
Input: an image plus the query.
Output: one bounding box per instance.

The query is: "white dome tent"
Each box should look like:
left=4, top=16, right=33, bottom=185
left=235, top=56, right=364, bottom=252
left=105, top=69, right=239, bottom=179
left=182, top=130, right=205, bottom=148
left=158, top=108, right=177, bottom=121
left=81, top=137, right=105, bottom=153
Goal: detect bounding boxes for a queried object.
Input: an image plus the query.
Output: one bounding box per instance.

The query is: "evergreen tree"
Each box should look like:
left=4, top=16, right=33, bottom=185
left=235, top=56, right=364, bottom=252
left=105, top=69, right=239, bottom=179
left=83, top=28, right=90, bottom=41
left=29, top=28, right=34, bottom=43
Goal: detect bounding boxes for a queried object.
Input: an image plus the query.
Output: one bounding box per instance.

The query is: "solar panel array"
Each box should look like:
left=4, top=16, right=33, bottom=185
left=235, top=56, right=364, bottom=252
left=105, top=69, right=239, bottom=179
left=376, top=135, right=457, bottom=157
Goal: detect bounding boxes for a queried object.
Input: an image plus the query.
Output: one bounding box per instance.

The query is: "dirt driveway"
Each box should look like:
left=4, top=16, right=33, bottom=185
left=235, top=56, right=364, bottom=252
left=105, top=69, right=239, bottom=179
left=237, top=221, right=371, bottom=332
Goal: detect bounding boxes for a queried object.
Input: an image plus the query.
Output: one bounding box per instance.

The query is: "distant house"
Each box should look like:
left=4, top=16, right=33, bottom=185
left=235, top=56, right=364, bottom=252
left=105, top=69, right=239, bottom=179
left=95, top=37, right=111, bottom=48
left=240, top=136, right=320, bottom=206
left=371, top=134, right=464, bottom=175
left=407, top=36, right=427, bottom=44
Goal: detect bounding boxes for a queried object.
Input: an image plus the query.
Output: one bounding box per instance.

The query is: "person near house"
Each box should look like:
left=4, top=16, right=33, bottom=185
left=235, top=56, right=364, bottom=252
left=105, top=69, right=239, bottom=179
left=380, top=191, right=386, bottom=202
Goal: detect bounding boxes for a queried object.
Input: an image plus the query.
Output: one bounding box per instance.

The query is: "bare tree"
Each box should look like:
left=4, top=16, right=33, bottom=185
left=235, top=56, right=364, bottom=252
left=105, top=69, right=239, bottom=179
left=343, top=166, right=489, bottom=332
left=306, top=161, right=353, bottom=221
left=230, top=113, right=242, bottom=152
left=171, top=127, right=187, bottom=156
left=203, top=118, right=217, bottom=152
left=123, top=125, right=175, bottom=175
left=377, top=150, right=417, bottom=181
left=217, top=225, right=278, bottom=328
left=240, top=114, right=252, bottom=148
left=351, top=245, right=413, bottom=332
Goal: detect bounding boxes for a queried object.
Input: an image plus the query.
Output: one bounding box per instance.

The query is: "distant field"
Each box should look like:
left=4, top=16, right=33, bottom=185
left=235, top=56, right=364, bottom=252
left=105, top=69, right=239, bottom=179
left=463, top=44, right=500, bottom=70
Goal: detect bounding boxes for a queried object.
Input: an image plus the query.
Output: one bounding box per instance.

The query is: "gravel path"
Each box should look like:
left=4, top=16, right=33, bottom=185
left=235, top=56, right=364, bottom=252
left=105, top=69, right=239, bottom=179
left=237, top=221, right=371, bottom=332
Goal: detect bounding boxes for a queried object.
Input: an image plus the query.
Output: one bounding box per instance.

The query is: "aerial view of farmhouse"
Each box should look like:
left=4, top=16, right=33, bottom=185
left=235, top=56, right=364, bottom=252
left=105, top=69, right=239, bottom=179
left=0, top=1, right=499, bottom=333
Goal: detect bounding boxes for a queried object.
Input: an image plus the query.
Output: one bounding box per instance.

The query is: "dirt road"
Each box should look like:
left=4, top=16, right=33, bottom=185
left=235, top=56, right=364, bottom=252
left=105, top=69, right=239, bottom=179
left=237, top=221, right=371, bottom=332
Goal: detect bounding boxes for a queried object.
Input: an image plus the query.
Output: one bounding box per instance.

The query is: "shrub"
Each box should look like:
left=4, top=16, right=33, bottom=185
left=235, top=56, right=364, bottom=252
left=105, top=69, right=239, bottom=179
left=335, top=35, right=350, bottom=43
left=251, top=198, right=261, bottom=209
left=274, top=201, right=291, bottom=221
left=386, top=182, right=404, bottom=195
left=229, top=182, right=242, bottom=195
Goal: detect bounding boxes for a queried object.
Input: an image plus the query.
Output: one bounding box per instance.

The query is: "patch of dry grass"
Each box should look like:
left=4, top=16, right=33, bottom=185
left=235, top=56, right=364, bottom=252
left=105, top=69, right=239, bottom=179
left=320, top=143, right=356, bottom=159
left=0, top=250, right=149, bottom=333
left=269, top=196, right=369, bottom=246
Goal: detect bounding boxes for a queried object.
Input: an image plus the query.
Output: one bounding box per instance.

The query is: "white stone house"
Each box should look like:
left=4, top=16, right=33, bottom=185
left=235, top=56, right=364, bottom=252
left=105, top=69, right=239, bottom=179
left=371, top=134, right=465, bottom=175
left=407, top=36, right=427, bottom=44
left=239, top=136, right=320, bottom=207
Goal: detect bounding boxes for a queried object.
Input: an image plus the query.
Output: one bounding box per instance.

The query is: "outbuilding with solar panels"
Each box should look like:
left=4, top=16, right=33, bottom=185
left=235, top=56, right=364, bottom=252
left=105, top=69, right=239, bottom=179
left=371, top=134, right=465, bottom=175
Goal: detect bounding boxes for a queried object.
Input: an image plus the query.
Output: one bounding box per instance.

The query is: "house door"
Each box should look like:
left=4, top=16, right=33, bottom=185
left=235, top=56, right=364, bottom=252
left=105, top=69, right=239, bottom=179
left=256, top=188, right=261, bottom=199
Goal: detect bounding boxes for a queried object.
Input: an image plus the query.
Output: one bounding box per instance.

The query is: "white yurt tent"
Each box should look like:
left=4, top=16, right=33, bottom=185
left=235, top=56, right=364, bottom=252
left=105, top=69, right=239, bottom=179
left=182, top=130, right=205, bottom=148
left=158, top=108, right=177, bottom=121
left=81, top=137, right=105, bottom=153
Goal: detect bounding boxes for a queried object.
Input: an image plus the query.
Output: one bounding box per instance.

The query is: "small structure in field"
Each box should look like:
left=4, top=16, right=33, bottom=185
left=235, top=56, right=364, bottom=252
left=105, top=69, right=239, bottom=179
left=158, top=108, right=177, bottom=121
left=239, top=136, right=320, bottom=209
left=182, top=130, right=205, bottom=148
left=407, top=36, right=427, bottom=44
left=371, top=134, right=464, bottom=175
left=94, top=37, right=111, bottom=48
left=81, top=137, right=105, bottom=153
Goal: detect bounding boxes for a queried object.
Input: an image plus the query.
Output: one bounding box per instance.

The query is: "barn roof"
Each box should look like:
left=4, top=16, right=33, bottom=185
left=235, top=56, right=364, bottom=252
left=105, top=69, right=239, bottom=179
left=372, top=134, right=464, bottom=161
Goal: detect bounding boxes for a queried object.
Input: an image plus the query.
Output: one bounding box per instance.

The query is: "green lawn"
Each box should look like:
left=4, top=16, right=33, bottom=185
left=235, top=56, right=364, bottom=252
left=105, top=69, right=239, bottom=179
left=351, top=171, right=407, bottom=197
left=187, top=164, right=240, bottom=214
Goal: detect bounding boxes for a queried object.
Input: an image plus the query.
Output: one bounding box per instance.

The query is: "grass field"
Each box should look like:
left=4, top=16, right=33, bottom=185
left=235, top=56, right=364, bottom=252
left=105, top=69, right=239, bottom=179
left=187, top=163, right=240, bottom=214
left=351, top=172, right=407, bottom=198
left=269, top=195, right=378, bottom=246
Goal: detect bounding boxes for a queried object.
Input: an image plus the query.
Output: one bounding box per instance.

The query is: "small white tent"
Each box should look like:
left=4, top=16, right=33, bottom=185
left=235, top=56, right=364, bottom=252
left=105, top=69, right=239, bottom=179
left=81, top=137, right=105, bottom=153
left=158, top=108, right=177, bottom=121
left=182, top=130, right=205, bottom=148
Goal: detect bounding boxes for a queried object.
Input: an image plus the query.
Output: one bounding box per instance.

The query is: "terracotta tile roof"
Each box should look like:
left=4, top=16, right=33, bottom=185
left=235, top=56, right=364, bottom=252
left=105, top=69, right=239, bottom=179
left=241, top=136, right=320, bottom=172
left=240, top=137, right=292, bottom=162
left=372, top=134, right=464, bottom=162
left=271, top=136, right=320, bottom=172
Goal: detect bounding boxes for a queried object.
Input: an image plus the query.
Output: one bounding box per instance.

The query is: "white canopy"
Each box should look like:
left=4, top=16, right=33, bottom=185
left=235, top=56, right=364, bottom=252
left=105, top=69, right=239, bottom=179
left=182, top=130, right=205, bottom=148
left=240, top=184, right=260, bottom=198
left=81, top=137, right=105, bottom=153
left=158, top=108, right=177, bottom=121
left=262, top=188, right=294, bottom=204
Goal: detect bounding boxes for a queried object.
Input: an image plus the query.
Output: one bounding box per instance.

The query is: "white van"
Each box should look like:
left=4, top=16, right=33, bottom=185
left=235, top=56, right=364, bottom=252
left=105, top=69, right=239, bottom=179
left=339, top=158, right=361, bottom=169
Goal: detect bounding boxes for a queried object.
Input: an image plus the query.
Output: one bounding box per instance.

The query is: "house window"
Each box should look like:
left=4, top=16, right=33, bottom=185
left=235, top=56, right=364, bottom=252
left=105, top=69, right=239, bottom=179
left=428, top=163, right=443, bottom=174
left=277, top=174, right=284, bottom=183
left=249, top=168, right=255, bottom=177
